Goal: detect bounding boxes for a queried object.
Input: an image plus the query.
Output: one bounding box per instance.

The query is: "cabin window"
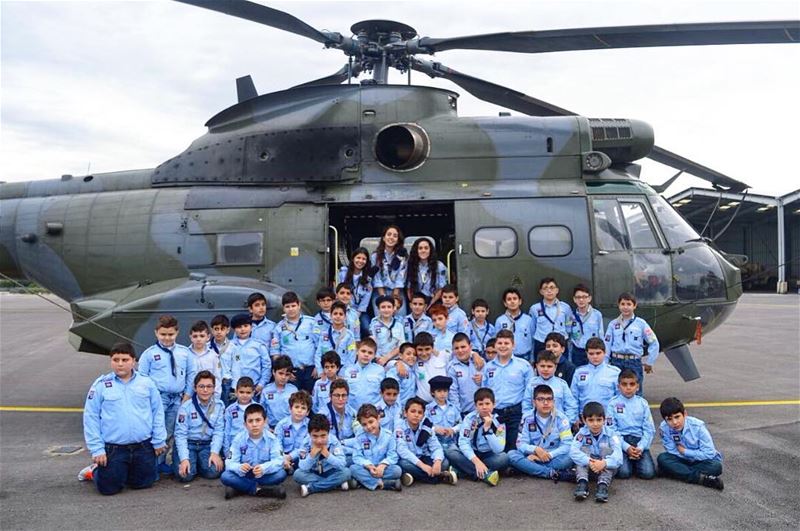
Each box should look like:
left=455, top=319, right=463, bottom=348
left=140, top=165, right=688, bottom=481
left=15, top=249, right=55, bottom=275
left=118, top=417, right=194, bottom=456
left=592, top=199, right=628, bottom=251
left=216, top=232, right=263, bottom=265
left=474, top=227, right=517, bottom=258
left=620, top=202, right=660, bottom=248
left=528, top=225, right=572, bottom=257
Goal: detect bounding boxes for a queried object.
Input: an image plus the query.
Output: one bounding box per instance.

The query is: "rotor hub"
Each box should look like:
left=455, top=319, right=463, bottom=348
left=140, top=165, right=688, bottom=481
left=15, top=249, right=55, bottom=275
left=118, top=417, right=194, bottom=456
left=350, top=19, right=417, bottom=45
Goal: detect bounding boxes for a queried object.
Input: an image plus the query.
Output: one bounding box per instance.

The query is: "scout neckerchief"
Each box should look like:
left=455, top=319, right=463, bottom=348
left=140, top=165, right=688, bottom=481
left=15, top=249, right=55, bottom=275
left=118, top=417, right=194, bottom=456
left=540, top=299, right=561, bottom=330
left=191, top=394, right=215, bottom=437
left=282, top=317, right=303, bottom=341
left=572, top=308, right=585, bottom=336
left=418, top=261, right=430, bottom=289
left=382, top=249, right=402, bottom=283
left=318, top=312, right=331, bottom=326
left=470, top=320, right=490, bottom=351
left=504, top=310, right=523, bottom=333
left=328, top=324, right=347, bottom=352
left=406, top=315, right=425, bottom=341
left=378, top=317, right=399, bottom=348
left=327, top=401, right=345, bottom=441
left=209, top=338, right=219, bottom=355
left=472, top=416, right=497, bottom=448
left=155, top=342, right=177, bottom=377
left=617, top=314, right=635, bottom=342
left=534, top=412, right=556, bottom=442
left=351, top=271, right=365, bottom=307
left=416, top=417, right=434, bottom=447
left=252, top=316, right=265, bottom=326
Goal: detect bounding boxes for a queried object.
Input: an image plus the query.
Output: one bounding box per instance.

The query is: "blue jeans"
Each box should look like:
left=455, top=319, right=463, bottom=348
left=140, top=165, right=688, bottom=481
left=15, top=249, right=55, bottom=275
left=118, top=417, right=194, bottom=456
left=533, top=340, right=546, bottom=359
left=293, top=467, right=350, bottom=493
left=359, top=312, right=372, bottom=340
left=445, top=448, right=509, bottom=480
left=349, top=464, right=402, bottom=490
left=398, top=457, right=451, bottom=484
left=617, top=435, right=655, bottom=479
left=292, top=365, right=316, bottom=394
left=571, top=347, right=588, bottom=367
left=157, top=392, right=182, bottom=467
left=508, top=451, right=573, bottom=478
left=94, top=440, right=156, bottom=496
left=221, top=379, right=234, bottom=407
left=173, top=440, right=222, bottom=482
left=657, top=452, right=722, bottom=484
left=609, top=356, right=645, bottom=395
left=220, top=468, right=287, bottom=495
left=495, top=403, right=522, bottom=452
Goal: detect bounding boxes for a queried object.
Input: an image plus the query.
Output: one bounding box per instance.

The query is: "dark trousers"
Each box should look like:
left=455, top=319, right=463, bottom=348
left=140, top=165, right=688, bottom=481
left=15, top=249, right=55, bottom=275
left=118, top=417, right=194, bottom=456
left=571, top=347, right=588, bottom=367
left=617, top=435, right=656, bottom=479
left=398, top=456, right=451, bottom=484
left=533, top=340, right=546, bottom=359
left=293, top=365, right=316, bottom=394
left=495, top=403, right=522, bottom=452
left=94, top=440, right=156, bottom=496
left=657, top=452, right=722, bottom=484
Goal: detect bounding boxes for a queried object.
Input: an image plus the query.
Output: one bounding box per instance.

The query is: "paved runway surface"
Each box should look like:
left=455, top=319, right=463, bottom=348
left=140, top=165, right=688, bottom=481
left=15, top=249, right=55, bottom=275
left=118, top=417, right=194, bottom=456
left=1, top=292, right=798, bottom=530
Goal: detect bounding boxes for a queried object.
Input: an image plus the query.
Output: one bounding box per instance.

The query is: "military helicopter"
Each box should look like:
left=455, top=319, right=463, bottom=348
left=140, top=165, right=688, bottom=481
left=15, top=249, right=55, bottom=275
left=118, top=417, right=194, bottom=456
left=1, top=1, right=797, bottom=381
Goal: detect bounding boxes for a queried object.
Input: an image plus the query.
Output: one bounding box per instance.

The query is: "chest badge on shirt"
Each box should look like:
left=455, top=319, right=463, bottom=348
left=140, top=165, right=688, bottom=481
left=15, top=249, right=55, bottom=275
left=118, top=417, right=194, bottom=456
left=154, top=354, right=161, bottom=361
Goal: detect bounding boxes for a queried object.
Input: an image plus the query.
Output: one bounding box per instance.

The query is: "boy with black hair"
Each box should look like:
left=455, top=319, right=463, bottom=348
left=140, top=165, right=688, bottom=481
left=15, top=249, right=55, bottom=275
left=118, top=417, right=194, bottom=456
left=369, top=294, right=405, bottom=365
left=349, top=404, right=403, bottom=491
left=509, top=384, right=574, bottom=479
left=605, top=369, right=656, bottom=480
left=447, top=333, right=482, bottom=416
left=469, top=298, right=496, bottom=357
left=441, top=284, right=469, bottom=335
left=210, top=314, right=234, bottom=404
left=376, top=377, right=402, bottom=432
left=275, top=390, right=312, bottom=473
left=570, top=401, right=623, bottom=503
left=426, top=376, right=460, bottom=449
left=83, top=342, right=166, bottom=495
left=571, top=338, right=620, bottom=430
left=313, top=287, right=336, bottom=330
left=484, top=338, right=497, bottom=361
left=386, top=343, right=417, bottom=407
left=223, top=376, right=255, bottom=455
left=545, top=331, right=576, bottom=386
left=222, top=313, right=271, bottom=398
left=523, top=350, right=578, bottom=424
left=568, top=284, right=603, bottom=367
left=221, top=403, right=287, bottom=499
left=429, top=304, right=455, bottom=361
left=313, top=351, right=341, bottom=413
left=248, top=292, right=276, bottom=348
left=188, top=321, right=223, bottom=399
left=324, top=379, right=358, bottom=458
left=604, top=292, right=660, bottom=395
left=270, top=291, right=319, bottom=393
left=261, top=355, right=298, bottom=429
left=412, top=331, right=437, bottom=403
left=404, top=291, right=434, bottom=342
left=530, top=278, right=571, bottom=355
left=341, top=338, right=385, bottom=410
left=446, top=387, right=509, bottom=486
left=334, top=282, right=362, bottom=341
left=174, top=371, right=225, bottom=482
left=294, top=414, right=352, bottom=497
left=657, top=397, right=724, bottom=490
left=315, top=301, right=357, bottom=371
left=494, top=288, right=534, bottom=361
left=395, top=397, right=457, bottom=486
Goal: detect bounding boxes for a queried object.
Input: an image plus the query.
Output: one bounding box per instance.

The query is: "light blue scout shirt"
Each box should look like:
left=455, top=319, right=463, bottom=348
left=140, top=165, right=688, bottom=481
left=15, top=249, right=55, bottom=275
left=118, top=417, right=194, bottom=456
left=605, top=394, right=656, bottom=451
left=223, top=400, right=253, bottom=455
left=83, top=370, right=167, bottom=457
left=261, top=382, right=299, bottom=428
left=457, top=411, right=506, bottom=459
left=315, top=324, right=357, bottom=372
left=298, top=434, right=348, bottom=473
left=225, top=430, right=284, bottom=476
left=375, top=398, right=402, bottom=432
left=568, top=306, right=604, bottom=349
left=341, top=361, right=385, bottom=410
left=516, top=410, right=573, bottom=458
left=338, top=267, right=373, bottom=314
left=446, top=357, right=479, bottom=414
left=371, top=250, right=407, bottom=290
left=250, top=316, right=276, bottom=348
left=174, top=396, right=225, bottom=461
left=352, top=428, right=399, bottom=467
left=412, top=260, right=448, bottom=298
left=469, top=319, right=496, bottom=356
left=394, top=418, right=444, bottom=463
left=523, top=375, right=578, bottom=424
left=138, top=342, right=196, bottom=396
left=190, top=346, right=222, bottom=398
left=312, top=377, right=335, bottom=414
left=221, top=336, right=271, bottom=389
left=269, top=315, right=318, bottom=368
left=446, top=305, right=470, bottom=335
left=274, top=416, right=310, bottom=461
left=659, top=416, right=722, bottom=462
left=425, top=401, right=461, bottom=447
left=569, top=425, right=623, bottom=469
left=570, top=361, right=621, bottom=409
left=404, top=313, right=433, bottom=342
left=386, top=361, right=417, bottom=406
left=346, top=307, right=362, bottom=341
left=324, top=402, right=359, bottom=449
left=482, top=356, right=533, bottom=409
left=604, top=314, right=660, bottom=364
left=368, top=316, right=405, bottom=358
left=494, top=312, right=534, bottom=356
left=431, top=327, right=455, bottom=357
left=529, top=299, right=571, bottom=342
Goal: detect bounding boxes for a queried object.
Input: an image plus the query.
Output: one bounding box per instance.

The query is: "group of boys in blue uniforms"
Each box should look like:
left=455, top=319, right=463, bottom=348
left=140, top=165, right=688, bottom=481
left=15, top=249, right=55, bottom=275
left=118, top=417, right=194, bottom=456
left=83, top=275, right=724, bottom=501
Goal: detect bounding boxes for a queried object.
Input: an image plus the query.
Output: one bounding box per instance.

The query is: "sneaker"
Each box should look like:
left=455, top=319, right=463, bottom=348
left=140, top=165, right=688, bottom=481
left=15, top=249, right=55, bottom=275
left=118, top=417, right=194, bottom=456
left=256, top=485, right=287, bottom=499
left=299, top=484, right=310, bottom=498
left=77, top=464, right=96, bottom=482
left=595, top=483, right=609, bottom=503
left=700, top=474, right=724, bottom=491
left=383, top=479, right=402, bottom=492
left=224, top=486, right=237, bottom=500
left=347, top=478, right=359, bottom=490
left=551, top=468, right=577, bottom=484
left=484, top=470, right=500, bottom=487
left=340, top=481, right=349, bottom=491
left=573, top=480, right=589, bottom=500
left=400, top=473, right=414, bottom=487
left=439, top=470, right=458, bottom=485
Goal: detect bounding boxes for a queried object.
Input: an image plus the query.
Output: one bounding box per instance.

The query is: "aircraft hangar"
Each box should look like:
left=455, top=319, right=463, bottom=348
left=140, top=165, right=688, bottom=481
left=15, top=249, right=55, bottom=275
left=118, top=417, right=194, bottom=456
left=669, top=187, right=800, bottom=293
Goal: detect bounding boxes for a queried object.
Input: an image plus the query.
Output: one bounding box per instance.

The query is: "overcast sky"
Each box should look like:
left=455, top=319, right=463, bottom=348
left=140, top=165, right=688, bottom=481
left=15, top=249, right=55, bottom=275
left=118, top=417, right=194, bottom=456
left=1, top=0, right=798, bottom=197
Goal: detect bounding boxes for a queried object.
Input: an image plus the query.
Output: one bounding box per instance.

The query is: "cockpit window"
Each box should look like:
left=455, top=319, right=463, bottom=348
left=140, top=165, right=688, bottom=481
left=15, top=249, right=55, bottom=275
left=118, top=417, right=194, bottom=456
left=592, top=199, right=627, bottom=251
left=648, top=195, right=701, bottom=248
left=620, top=201, right=660, bottom=248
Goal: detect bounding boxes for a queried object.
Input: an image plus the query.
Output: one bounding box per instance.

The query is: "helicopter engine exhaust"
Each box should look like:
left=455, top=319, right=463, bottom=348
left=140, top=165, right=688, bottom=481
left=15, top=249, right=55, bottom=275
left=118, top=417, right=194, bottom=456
left=374, top=123, right=430, bottom=171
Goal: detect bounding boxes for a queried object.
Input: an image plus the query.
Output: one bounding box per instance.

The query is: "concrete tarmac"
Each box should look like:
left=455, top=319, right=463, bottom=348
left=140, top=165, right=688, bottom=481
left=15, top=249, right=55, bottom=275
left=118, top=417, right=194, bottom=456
left=1, top=292, right=798, bottom=530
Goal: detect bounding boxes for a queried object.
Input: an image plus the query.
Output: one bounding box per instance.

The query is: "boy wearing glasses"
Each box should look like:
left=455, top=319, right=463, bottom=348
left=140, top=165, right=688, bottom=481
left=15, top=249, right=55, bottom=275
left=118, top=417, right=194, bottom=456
left=567, top=285, right=603, bottom=367
left=174, top=371, right=225, bottom=482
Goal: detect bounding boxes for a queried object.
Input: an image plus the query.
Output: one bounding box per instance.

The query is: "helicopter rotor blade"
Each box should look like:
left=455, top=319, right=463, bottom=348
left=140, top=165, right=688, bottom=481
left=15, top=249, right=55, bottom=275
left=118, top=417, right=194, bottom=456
left=175, top=0, right=337, bottom=45
left=413, top=58, right=750, bottom=191
left=415, top=20, right=800, bottom=55
left=292, top=63, right=363, bottom=88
